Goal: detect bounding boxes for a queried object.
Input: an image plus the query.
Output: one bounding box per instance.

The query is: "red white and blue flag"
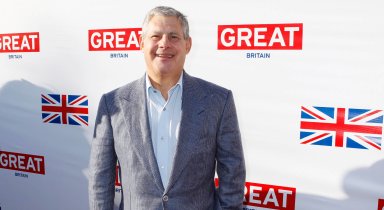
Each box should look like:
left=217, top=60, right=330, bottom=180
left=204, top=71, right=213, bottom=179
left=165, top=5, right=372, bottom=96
left=300, top=106, right=383, bottom=150
left=41, top=94, right=88, bottom=126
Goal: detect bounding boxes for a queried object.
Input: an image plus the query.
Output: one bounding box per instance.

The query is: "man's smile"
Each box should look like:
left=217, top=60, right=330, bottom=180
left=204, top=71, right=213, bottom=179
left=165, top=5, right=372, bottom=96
left=156, top=53, right=174, bottom=58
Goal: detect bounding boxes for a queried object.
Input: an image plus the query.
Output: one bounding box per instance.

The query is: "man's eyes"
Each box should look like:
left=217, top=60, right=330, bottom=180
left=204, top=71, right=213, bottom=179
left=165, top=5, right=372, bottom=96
left=150, top=34, right=181, bottom=41
left=171, top=35, right=180, bottom=40
left=151, top=35, right=160, bottom=40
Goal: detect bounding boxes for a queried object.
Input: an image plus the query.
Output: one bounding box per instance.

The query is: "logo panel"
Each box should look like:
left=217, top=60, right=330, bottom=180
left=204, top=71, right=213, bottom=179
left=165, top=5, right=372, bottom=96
left=215, top=179, right=296, bottom=210
left=218, top=24, right=303, bottom=50
left=41, top=94, right=89, bottom=126
left=378, top=199, right=384, bottom=210
left=300, top=106, right=383, bottom=150
left=88, top=28, right=141, bottom=51
left=244, top=182, right=296, bottom=210
left=0, top=32, right=40, bottom=53
left=0, top=150, right=45, bottom=175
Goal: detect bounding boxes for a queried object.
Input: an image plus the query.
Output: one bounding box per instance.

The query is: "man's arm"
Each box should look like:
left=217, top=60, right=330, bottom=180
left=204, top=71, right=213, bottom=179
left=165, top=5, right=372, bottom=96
left=216, top=90, right=246, bottom=210
left=89, top=94, right=117, bottom=210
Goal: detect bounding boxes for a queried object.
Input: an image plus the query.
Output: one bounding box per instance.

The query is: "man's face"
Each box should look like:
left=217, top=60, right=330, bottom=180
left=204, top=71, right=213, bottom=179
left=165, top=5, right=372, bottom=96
left=141, top=15, right=192, bottom=78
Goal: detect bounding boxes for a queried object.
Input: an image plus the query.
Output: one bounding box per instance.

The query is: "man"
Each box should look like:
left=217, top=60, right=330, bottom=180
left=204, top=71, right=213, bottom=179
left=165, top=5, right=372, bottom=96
left=89, top=6, right=245, bottom=210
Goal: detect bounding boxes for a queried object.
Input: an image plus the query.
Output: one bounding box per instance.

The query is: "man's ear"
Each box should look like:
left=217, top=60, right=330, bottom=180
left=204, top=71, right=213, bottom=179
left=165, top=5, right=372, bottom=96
left=140, top=36, right=144, bottom=51
left=186, top=37, right=192, bottom=53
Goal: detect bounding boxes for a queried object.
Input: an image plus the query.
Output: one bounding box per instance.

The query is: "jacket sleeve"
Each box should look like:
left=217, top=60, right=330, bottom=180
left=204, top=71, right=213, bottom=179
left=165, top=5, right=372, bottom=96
left=216, top=90, right=246, bottom=210
left=89, top=94, right=117, bottom=210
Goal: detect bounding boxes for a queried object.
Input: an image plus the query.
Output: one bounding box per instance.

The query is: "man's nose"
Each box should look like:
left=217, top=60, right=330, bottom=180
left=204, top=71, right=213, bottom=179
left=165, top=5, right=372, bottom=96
left=158, top=35, right=170, bottom=48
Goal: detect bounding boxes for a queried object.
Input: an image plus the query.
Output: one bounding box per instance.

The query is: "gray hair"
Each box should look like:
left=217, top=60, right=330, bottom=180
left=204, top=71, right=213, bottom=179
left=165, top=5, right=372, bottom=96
left=142, top=6, right=190, bottom=39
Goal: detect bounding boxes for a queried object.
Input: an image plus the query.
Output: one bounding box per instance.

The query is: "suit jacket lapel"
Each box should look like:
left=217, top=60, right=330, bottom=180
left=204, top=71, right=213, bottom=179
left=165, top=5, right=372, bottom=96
left=119, top=76, right=164, bottom=192
left=166, top=73, right=207, bottom=192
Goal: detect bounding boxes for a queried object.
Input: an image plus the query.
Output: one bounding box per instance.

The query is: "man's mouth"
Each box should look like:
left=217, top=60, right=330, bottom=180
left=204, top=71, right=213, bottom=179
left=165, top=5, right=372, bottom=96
left=156, top=54, right=174, bottom=58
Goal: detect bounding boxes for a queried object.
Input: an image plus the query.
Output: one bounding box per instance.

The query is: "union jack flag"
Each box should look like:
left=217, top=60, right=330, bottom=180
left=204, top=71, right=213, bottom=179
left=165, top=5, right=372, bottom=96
left=41, top=94, right=88, bottom=126
left=300, top=106, right=383, bottom=150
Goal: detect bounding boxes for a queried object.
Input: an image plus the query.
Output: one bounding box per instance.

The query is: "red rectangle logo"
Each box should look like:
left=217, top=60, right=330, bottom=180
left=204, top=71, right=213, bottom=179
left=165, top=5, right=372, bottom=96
left=378, top=199, right=384, bottom=210
left=115, top=163, right=121, bottom=186
left=218, top=23, right=303, bottom=50
left=215, top=179, right=296, bottom=210
left=0, top=32, right=40, bottom=53
left=88, top=28, right=142, bottom=51
left=244, top=182, right=296, bottom=210
left=0, top=150, right=45, bottom=175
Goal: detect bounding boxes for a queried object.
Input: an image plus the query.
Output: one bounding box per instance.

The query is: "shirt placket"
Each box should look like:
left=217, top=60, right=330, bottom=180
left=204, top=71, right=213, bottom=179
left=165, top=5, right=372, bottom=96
left=158, top=102, right=169, bottom=187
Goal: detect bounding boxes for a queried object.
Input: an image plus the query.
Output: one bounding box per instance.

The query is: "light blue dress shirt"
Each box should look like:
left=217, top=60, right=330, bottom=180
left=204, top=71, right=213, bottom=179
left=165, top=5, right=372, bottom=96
left=146, top=73, right=183, bottom=188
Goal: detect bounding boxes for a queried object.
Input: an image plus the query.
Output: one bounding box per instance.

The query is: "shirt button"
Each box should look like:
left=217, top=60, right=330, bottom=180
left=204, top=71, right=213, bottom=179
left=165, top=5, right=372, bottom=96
left=163, top=195, right=169, bottom=202
left=163, top=108, right=166, bottom=111
left=161, top=137, right=164, bottom=141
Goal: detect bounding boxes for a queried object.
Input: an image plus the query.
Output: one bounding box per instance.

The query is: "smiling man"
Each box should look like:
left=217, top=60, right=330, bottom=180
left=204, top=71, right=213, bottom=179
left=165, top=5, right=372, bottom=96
left=89, top=6, right=246, bottom=210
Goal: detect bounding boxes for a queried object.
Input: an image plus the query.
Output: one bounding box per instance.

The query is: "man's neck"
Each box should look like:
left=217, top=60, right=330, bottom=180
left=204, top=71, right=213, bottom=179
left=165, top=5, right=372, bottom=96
left=147, top=71, right=182, bottom=100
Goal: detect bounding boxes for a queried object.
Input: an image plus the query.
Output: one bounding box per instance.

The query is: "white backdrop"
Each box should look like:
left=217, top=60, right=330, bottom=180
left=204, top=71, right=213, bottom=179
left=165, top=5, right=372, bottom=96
left=1, top=0, right=384, bottom=210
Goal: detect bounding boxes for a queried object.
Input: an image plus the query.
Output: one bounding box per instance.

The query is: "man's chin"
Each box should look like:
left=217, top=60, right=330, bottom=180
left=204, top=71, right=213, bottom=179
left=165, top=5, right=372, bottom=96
left=153, top=67, right=182, bottom=77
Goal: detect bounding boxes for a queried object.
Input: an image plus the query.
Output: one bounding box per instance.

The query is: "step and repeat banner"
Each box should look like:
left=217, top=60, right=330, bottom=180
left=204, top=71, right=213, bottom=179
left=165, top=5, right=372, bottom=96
left=1, top=0, right=383, bottom=210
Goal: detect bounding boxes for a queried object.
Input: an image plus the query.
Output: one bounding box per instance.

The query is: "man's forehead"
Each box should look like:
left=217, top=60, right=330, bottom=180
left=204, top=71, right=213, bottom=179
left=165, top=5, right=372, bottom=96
left=147, top=16, right=183, bottom=33
left=148, top=15, right=180, bottom=26
left=149, top=30, right=182, bottom=35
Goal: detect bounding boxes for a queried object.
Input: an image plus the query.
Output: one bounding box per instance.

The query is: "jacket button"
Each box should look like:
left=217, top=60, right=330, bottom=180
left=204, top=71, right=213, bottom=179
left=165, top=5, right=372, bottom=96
left=162, top=195, right=169, bottom=202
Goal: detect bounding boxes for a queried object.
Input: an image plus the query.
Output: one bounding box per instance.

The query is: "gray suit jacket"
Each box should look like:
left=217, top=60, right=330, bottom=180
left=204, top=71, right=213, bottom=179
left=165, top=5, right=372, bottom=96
left=89, top=72, right=245, bottom=210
